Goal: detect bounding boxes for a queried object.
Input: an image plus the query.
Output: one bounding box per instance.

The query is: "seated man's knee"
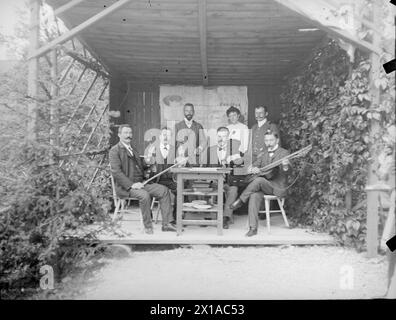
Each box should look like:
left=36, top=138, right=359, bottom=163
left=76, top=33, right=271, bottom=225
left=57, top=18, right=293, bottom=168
left=158, top=184, right=170, bottom=198
left=249, top=192, right=263, bottom=203
left=138, top=191, right=151, bottom=204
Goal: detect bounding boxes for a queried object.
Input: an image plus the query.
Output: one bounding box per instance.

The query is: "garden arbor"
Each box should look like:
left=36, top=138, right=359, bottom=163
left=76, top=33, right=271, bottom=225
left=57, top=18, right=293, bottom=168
left=27, top=0, right=394, bottom=254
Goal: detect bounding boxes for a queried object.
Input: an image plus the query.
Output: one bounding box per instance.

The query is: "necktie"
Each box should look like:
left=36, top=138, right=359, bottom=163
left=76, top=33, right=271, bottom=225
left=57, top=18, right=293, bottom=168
left=126, top=145, right=133, bottom=156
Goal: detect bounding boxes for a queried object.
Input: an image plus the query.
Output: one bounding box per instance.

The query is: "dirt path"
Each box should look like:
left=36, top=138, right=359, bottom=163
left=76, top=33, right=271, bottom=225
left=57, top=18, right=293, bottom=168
left=76, top=245, right=388, bottom=300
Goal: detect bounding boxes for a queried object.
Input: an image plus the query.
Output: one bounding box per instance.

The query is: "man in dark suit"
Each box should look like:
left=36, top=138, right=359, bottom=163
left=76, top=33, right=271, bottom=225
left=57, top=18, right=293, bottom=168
left=109, top=124, right=176, bottom=234
left=207, top=126, right=244, bottom=229
left=175, top=103, right=207, bottom=166
left=245, top=105, right=280, bottom=165
left=230, top=130, right=291, bottom=236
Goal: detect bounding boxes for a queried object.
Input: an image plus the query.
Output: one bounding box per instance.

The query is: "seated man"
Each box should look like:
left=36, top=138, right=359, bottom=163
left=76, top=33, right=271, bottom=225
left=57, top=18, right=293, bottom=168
left=109, top=124, right=177, bottom=234
left=230, top=130, right=291, bottom=237
left=145, top=127, right=177, bottom=219
left=207, top=126, right=243, bottom=229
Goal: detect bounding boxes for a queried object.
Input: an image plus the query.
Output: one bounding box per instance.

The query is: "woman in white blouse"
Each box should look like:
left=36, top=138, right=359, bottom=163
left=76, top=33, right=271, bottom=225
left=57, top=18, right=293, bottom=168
left=226, top=106, right=249, bottom=156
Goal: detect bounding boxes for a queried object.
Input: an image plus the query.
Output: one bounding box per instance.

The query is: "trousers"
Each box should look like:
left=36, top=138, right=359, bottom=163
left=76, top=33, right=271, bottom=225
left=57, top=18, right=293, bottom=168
left=129, top=183, right=173, bottom=228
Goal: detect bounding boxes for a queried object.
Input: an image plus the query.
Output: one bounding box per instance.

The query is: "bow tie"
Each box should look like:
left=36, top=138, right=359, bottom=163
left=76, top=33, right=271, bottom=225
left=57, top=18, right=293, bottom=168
left=218, top=147, right=225, bottom=151
left=162, top=145, right=169, bottom=150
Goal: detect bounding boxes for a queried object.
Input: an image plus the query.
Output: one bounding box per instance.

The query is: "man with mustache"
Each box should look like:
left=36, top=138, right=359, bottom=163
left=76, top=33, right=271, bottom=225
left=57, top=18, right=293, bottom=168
left=230, top=130, right=291, bottom=237
left=246, top=105, right=280, bottom=165
left=206, top=126, right=243, bottom=229
left=109, top=124, right=176, bottom=234
left=145, top=127, right=178, bottom=220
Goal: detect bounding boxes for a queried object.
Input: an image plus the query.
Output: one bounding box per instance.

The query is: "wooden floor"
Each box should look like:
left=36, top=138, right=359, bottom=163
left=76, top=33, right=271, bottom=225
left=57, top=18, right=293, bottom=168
left=97, top=208, right=335, bottom=245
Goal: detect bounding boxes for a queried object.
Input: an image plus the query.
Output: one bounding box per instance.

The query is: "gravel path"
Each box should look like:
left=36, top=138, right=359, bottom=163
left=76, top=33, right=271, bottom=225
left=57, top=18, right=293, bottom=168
left=77, top=245, right=388, bottom=300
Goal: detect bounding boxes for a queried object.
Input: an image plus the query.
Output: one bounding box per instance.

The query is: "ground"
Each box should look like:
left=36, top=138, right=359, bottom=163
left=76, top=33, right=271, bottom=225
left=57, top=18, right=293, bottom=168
left=65, top=245, right=388, bottom=300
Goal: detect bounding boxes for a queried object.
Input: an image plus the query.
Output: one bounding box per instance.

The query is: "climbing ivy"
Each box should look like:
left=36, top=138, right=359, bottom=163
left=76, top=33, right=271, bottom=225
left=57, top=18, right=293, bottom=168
left=280, top=39, right=395, bottom=251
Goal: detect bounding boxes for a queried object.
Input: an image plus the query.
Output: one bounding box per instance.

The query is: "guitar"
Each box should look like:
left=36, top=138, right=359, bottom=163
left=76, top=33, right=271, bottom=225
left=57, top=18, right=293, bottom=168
left=229, top=144, right=312, bottom=186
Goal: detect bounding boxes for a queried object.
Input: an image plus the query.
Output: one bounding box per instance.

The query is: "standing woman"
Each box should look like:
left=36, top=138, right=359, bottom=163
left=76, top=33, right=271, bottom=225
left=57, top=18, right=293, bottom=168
left=226, top=106, right=249, bottom=157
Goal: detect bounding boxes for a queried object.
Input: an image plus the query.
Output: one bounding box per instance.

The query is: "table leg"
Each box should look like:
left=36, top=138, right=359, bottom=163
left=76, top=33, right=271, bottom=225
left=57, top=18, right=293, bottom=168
left=217, top=176, right=224, bottom=236
left=176, top=174, right=183, bottom=236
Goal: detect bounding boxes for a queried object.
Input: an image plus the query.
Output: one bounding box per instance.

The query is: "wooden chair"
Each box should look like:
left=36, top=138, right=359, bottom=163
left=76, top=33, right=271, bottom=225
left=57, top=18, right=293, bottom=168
left=110, top=172, right=161, bottom=227
left=259, top=195, right=289, bottom=233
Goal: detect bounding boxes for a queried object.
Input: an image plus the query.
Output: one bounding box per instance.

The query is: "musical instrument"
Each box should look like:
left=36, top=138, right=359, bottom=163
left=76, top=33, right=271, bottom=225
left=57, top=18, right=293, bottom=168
left=142, top=157, right=188, bottom=186
left=230, top=144, right=312, bottom=186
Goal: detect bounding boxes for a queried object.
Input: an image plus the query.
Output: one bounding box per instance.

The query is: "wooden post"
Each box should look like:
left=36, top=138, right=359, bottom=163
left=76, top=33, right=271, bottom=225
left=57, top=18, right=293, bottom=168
left=198, top=0, right=209, bottom=86
left=50, top=49, right=59, bottom=149
left=27, top=0, right=40, bottom=140
left=366, top=1, right=381, bottom=258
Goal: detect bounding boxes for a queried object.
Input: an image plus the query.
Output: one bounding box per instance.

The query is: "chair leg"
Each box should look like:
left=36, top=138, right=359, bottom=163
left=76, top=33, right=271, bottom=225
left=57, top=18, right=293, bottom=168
left=113, top=198, right=121, bottom=221
left=278, top=198, right=289, bottom=228
left=265, top=198, right=271, bottom=233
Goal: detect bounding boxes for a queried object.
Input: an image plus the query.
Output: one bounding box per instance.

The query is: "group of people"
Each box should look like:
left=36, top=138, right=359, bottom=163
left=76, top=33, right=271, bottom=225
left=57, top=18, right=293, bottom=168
left=109, top=103, right=291, bottom=237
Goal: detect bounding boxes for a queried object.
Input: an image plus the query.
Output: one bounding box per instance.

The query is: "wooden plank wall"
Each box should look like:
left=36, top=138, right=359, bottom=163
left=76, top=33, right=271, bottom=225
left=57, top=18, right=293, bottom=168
left=123, top=84, right=161, bottom=153
left=111, top=83, right=282, bottom=153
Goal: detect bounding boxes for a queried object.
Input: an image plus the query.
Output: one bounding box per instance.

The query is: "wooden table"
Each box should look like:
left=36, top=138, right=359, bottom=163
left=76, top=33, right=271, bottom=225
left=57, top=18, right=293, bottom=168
left=171, top=167, right=231, bottom=236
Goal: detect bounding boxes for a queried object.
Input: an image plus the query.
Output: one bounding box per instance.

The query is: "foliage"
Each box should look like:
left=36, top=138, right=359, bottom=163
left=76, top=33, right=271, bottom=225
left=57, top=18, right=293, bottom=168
left=0, top=15, right=113, bottom=297
left=280, top=39, right=395, bottom=251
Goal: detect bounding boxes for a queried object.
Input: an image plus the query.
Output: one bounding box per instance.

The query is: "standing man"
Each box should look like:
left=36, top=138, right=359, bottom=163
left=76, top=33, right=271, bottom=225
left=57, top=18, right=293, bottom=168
left=175, top=103, right=207, bottom=166
left=246, top=105, right=280, bottom=165
left=207, top=127, right=244, bottom=229
left=230, top=130, right=291, bottom=237
left=226, top=106, right=249, bottom=156
left=109, top=124, right=177, bottom=234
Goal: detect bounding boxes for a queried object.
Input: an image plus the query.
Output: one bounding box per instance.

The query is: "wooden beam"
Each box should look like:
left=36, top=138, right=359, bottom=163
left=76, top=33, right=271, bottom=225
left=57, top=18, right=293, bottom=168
left=27, top=0, right=40, bottom=140
left=54, top=0, right=86, bottom=16
left=29, top=0, right=131, bottom=60
left=273, top=0, right=381, bottom=56
left=61, top=46, right=110, bottom=78
left=198, top=0, right=209, bottom=86
left=366, top=1, right=382, bottom=259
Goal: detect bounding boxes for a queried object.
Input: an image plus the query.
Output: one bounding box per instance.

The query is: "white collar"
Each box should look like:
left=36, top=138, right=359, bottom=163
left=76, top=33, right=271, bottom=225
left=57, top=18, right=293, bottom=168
left=184, top=118, right=193, bottom=127
left=268, top=144, right=278, bottom=153
left=257, top=118, right=267, bottom=127
left=121, top=141, right=132, bottom=150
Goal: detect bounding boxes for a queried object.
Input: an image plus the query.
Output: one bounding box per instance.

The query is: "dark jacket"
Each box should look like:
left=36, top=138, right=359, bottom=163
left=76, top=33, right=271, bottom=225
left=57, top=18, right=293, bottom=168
left=175, top=120, right=207, bottom=165
left=245, top=121, right=280, bottom=164
left=151, top=144, right=176, bottom=182
left=252, top=146, right=291, bottom=197
left=206, top=139, right=241, bottom=167
left=109, top=142, right=147, bottom=198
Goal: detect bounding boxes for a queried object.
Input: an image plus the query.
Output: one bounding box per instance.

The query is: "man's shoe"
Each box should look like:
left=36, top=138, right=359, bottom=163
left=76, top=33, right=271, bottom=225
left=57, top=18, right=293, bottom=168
left=144, top=228, right=154, bottom=234
left=245, top=228, right=257, bottom=237
left=230, top=198, right=244, bottom=210
left=162, top=224, right=177, bottom=232
left=223, top=217, right=230, bottom=229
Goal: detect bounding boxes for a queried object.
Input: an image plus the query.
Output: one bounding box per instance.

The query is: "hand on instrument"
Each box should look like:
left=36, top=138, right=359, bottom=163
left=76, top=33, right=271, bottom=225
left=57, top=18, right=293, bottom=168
left=282, top=159, right=290, bottom=170
left=131, top=182, right=144, bottom=190
left=194, top=146, right=204, bottom=155
left=144, top=155, right=155, bottom=165
left=232, top=157, right=244, bottom=166
left=175, top=156, right=188, bottom=167
left=248, top=166, right=260, bottom=174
